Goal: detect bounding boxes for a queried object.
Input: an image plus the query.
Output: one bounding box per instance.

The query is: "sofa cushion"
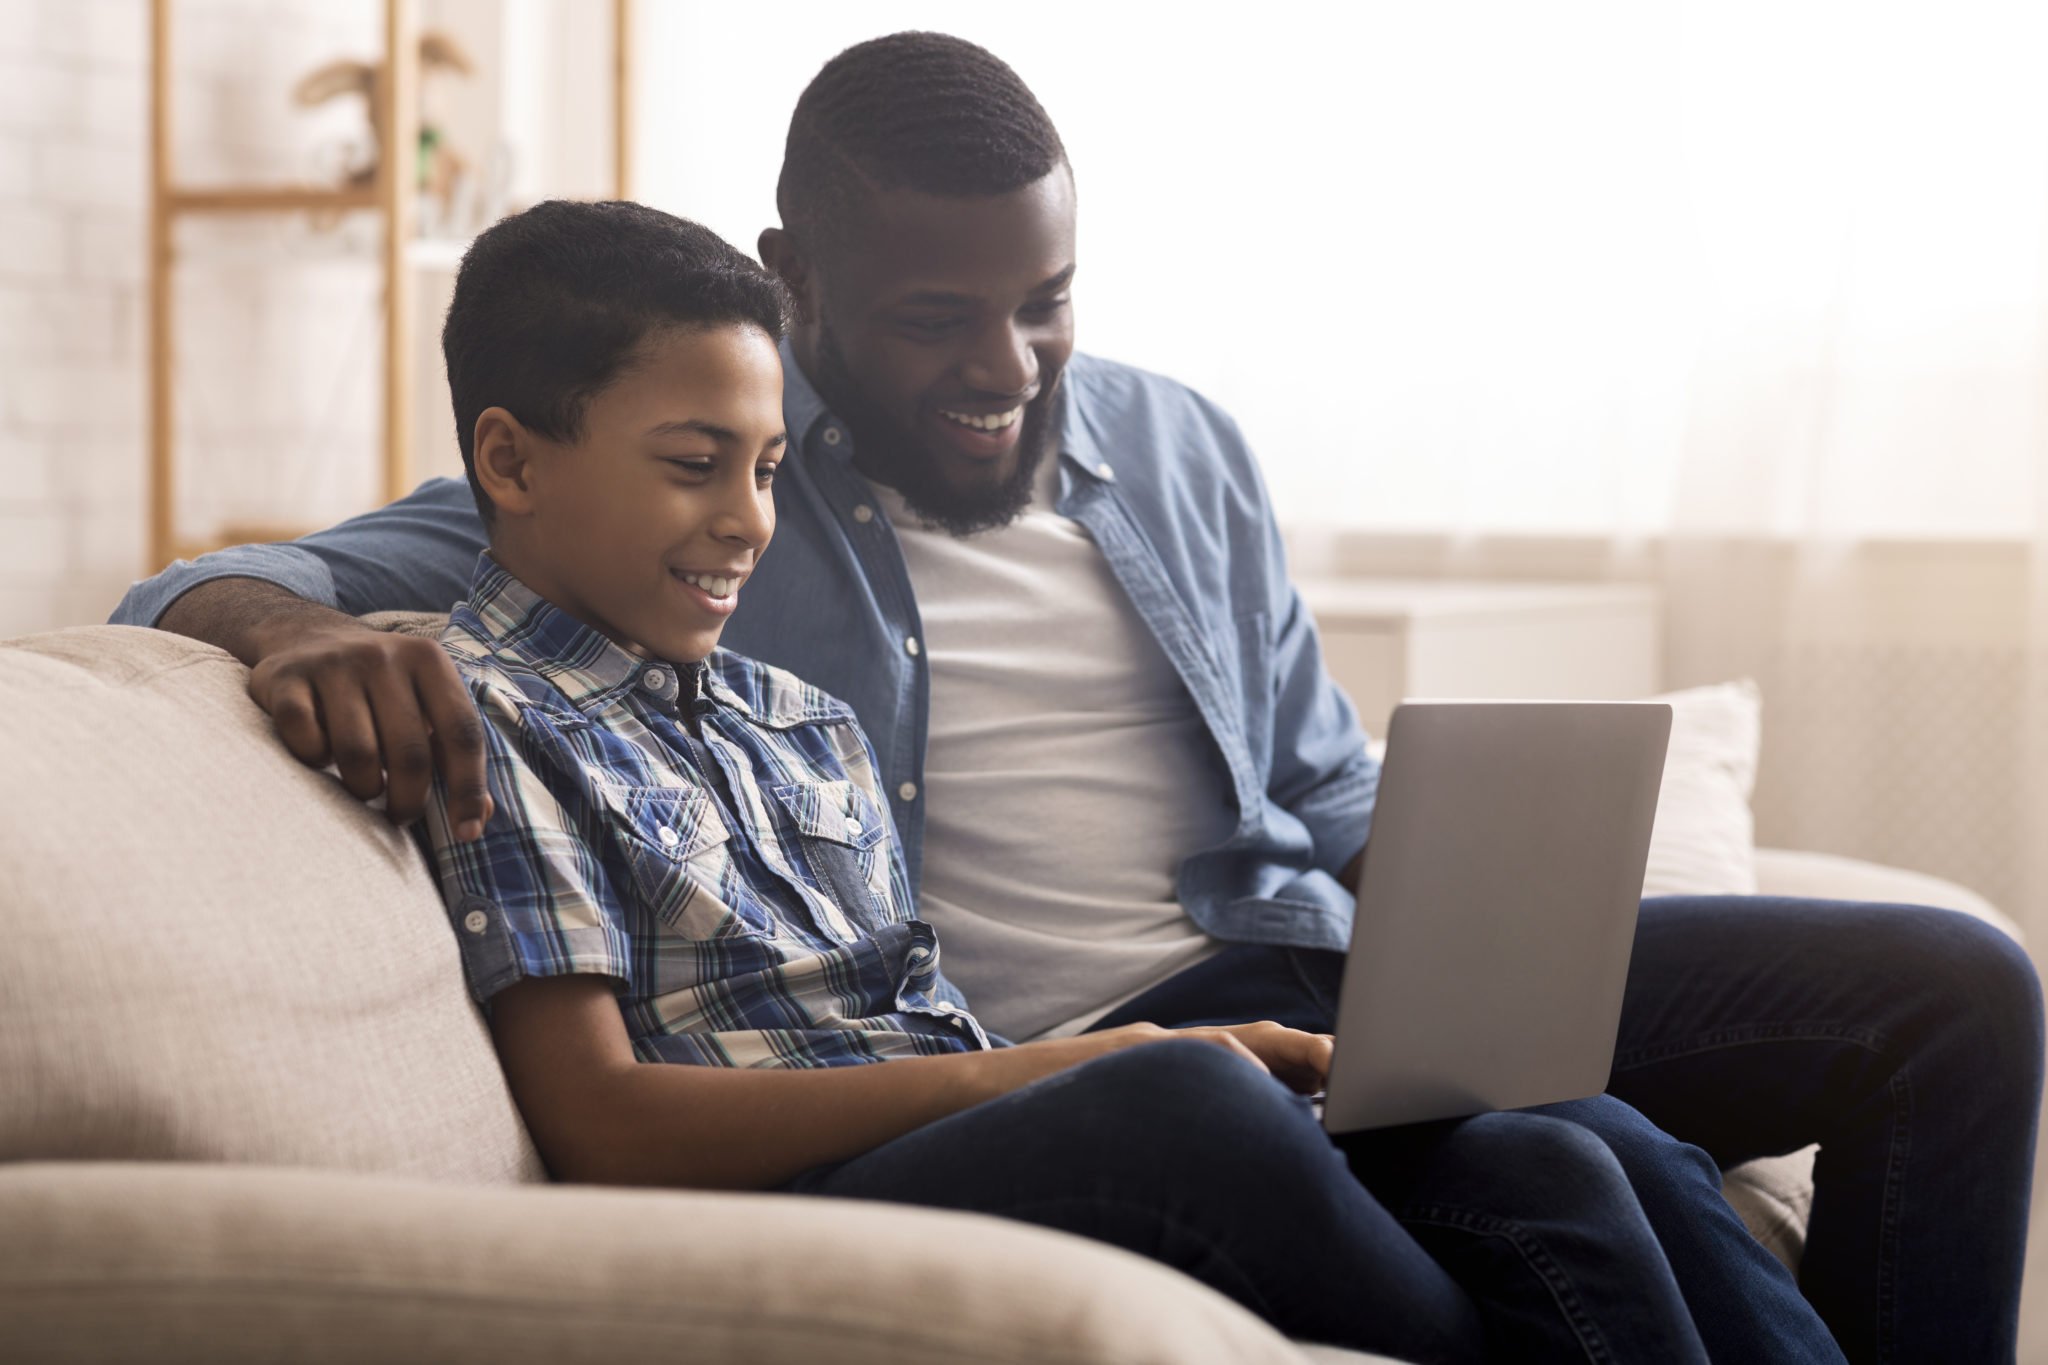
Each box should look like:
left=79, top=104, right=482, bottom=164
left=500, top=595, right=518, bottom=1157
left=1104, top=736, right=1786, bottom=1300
left=0, top=627, right=540, bottom=1183
left=1, top=1163, right=1386, bottom=1365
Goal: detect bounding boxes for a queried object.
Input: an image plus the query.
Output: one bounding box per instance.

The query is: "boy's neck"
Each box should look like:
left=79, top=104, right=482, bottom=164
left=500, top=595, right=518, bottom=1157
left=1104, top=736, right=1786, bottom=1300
left=485, top=538, right=658, bottom=662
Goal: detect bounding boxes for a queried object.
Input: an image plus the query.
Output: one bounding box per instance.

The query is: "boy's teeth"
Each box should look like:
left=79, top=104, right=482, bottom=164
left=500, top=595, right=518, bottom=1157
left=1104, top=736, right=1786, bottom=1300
left=938, top=406, right=1023, bottom=432
left=678, top=572, right=738, bottom=598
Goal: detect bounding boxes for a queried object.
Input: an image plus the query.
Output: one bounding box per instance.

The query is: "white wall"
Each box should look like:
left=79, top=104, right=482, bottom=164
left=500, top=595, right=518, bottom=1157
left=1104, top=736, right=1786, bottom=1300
left=0, top=0, right=150, bottom=637
left=635, top=2, right=2048, bottom=543
left=0, top=0, right=617, bottom=639
left=0, top=0, right=391, bottom=637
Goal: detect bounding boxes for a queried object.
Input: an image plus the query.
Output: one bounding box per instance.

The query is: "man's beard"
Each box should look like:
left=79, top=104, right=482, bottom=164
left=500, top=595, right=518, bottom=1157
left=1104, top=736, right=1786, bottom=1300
left=814, top=321, right=1059, bottom=537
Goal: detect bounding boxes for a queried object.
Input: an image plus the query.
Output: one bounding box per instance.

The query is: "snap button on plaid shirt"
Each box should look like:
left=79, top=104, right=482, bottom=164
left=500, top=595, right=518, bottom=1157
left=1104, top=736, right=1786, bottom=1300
left=420, top=555, right=993, bottom=1068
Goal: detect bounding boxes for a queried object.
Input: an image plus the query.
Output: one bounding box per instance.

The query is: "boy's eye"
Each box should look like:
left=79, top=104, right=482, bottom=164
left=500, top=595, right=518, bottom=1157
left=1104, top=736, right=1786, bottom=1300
left=756, top=463, right=780, bottom=486
left=662, top=457, right=716, bottom=476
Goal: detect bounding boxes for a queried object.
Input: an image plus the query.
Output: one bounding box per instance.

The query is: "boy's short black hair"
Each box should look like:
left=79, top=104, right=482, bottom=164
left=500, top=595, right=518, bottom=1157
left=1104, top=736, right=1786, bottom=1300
left=442, top=199, right=793, bottom=521
left=776, top=32, right=1068, bottom=254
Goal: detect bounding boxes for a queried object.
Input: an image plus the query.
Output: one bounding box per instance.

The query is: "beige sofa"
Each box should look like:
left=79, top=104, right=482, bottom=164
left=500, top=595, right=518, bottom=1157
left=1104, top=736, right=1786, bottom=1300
left=0, top=626, right=2017, bottom=1364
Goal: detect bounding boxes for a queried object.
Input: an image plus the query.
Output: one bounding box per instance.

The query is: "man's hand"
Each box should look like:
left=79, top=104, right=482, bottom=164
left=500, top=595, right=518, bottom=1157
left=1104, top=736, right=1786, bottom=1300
left=158, top=578, right=492, bottom=837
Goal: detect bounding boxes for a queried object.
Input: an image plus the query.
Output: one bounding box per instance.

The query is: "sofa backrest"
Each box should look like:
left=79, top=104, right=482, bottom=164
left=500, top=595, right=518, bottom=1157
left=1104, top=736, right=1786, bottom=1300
left=0, top=626, right=543, bottom=1184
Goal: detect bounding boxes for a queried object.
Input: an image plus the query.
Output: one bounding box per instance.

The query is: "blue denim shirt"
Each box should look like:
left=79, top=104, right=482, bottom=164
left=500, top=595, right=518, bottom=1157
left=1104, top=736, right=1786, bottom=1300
left=112, top=347, right=1380, bottom=953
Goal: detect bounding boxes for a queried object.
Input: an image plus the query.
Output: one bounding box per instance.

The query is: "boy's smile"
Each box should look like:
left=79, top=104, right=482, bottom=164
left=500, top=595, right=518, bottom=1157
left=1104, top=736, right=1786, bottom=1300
left=476, top=324, right=788, bottom=664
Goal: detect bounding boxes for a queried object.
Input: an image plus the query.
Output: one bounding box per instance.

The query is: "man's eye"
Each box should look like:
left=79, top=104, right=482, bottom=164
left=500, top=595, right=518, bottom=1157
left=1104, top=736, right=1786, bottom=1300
left=899, top=316, right=964, bottom=338
left=1021, top=296, right=1071, bottom=321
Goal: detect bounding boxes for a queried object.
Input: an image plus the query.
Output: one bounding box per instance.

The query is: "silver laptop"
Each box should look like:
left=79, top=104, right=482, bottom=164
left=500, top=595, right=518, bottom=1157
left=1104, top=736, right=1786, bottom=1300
left=1320, top=700, right=1671, bottom=1134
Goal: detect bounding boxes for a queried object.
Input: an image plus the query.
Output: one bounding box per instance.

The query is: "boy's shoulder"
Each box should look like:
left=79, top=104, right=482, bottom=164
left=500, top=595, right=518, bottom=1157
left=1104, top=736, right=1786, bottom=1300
left=437, top=606, right=857, bottom=737
left=438, top=606, right=580, bottom=722
left=703, top=648, right=858, bottom=732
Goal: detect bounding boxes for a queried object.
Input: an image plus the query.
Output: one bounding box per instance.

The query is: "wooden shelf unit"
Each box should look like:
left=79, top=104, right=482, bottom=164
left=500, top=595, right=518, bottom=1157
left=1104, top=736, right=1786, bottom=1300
left=146, top=0, right=635, bottom=570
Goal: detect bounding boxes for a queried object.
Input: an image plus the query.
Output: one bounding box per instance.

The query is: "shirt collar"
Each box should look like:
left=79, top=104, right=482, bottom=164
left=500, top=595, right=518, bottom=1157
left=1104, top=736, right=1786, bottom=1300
left=461, top=551, right=753, bottom=721
left=779, top=340, right=841, bottom=461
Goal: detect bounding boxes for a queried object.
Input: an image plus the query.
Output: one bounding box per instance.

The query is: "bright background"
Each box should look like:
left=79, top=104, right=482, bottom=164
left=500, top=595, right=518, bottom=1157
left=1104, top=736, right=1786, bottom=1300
left=4, top=4, right=2048, bottom=1349
left=640, top=0, right=2048, bottom=541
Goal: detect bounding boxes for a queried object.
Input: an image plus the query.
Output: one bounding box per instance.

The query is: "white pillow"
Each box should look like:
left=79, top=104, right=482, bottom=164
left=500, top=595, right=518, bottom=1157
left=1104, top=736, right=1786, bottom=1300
left=1640, top=679, right=1762, bottom=898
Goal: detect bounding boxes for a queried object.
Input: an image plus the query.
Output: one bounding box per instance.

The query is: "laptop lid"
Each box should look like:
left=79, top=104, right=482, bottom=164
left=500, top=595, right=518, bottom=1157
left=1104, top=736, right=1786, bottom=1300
left=1321, top=700, right=1671, bottom=1134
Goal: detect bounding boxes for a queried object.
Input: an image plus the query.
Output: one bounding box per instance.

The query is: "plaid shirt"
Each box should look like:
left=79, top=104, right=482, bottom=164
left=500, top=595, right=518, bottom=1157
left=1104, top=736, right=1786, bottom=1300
left=420, top=554, right=993, bottom=1068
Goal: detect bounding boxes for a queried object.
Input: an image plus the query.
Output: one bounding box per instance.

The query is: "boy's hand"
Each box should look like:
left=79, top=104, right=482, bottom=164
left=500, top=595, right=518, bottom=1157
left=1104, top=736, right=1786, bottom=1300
left=965, top=1020, right=1333, bottom=1104
left=243, top=611, right=493, bottom=837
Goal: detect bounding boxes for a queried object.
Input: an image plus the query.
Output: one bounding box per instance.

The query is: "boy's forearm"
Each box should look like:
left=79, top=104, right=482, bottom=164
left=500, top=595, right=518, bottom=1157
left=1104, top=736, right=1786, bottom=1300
left=157, top=576, right=363, bottom=668
left=490, top=975, right=1182, bottom=1191
left=562, top=1050, right=1000, bottom=1191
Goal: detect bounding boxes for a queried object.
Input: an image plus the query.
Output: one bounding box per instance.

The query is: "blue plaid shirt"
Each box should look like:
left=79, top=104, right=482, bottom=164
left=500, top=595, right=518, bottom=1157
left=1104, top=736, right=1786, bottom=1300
left=420, top=554, right=993, bottom=1068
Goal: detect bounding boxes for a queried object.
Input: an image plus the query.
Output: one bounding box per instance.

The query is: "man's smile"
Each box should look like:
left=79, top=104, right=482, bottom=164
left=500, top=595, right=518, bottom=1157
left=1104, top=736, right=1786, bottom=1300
left=936, top=405, right=1024, bottom=432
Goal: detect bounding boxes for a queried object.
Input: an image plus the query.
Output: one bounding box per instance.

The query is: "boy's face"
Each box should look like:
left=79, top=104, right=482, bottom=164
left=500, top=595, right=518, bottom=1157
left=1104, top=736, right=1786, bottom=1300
left=508, top=324, right=787, bottom=663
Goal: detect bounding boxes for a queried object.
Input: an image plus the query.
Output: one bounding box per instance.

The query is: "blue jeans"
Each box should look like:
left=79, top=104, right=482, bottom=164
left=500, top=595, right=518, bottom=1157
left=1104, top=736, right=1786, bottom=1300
left=1089, top=896, right=2043, bottom=1363
left=782, top=1024, right=1721, bottom=1361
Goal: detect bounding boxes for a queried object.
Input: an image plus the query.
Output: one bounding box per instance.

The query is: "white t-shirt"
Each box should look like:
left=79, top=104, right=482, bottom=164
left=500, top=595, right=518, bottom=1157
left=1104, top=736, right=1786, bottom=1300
left=872, top=457, right=1234, bottom=1041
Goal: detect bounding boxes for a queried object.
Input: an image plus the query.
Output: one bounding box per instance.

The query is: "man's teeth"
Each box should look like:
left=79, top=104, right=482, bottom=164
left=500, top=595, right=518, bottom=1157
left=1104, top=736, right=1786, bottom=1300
left=677, top=571, right=739, bottom=598
left=938, top=406, right=1023, bottom=432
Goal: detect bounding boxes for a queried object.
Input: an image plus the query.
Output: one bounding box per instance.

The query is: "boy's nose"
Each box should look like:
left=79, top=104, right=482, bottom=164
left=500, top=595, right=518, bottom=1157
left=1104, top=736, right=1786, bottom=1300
left=714, top=485, right=774, bottom=546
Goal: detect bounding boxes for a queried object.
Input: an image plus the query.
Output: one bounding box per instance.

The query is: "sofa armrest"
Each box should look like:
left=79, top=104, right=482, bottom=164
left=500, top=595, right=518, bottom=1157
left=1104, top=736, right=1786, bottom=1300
left=0, top=1162, right=1371, bottom=1365
left=1753, top=847, right=2022, bottom=941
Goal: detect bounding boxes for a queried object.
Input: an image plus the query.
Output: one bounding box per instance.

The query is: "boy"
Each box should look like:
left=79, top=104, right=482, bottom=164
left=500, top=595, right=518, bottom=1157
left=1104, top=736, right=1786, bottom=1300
left=419, top=199, right=1722, bottom=1364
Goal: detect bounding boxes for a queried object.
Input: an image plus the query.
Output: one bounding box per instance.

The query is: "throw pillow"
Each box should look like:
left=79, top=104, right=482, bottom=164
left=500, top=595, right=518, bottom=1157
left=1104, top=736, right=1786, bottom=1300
left=1640, top=679, right=1762, bottom=897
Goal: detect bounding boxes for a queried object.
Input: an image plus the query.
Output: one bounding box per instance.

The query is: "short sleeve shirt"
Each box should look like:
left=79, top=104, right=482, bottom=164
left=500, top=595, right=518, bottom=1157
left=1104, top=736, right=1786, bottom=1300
left=419, top=553, right=993, bottom=1068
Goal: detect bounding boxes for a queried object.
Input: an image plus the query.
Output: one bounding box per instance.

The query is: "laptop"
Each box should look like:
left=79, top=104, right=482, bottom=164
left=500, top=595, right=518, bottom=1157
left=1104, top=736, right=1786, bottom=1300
left=1320, top=700, right=1672, bottom=1134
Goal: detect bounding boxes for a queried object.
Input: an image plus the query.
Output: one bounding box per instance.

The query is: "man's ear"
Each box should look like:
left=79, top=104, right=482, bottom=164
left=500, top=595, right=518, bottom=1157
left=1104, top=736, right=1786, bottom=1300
left=472, top=407, right=540, bottom=518
left=758, top=227, right=818, bottom=324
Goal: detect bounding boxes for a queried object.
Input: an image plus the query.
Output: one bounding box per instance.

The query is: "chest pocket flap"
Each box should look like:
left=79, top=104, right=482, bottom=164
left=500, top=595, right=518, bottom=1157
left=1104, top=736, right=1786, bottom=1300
left=603, top=783, right=732, bottom=861
left=768, top=780, right=888, bottom=852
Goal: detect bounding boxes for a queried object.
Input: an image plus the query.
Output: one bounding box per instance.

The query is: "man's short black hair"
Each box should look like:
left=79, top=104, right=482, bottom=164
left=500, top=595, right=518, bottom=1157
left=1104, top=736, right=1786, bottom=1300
left=776, top=31, right=1068, bottom=252
left=442, top=199, right=792, bottom=521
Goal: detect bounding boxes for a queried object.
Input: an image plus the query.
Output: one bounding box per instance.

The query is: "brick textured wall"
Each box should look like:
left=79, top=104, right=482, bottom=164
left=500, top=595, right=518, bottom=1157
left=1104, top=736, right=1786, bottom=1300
left=0, top=0, right=383, bottom=638
left=0, top=0, right=149, bottom=636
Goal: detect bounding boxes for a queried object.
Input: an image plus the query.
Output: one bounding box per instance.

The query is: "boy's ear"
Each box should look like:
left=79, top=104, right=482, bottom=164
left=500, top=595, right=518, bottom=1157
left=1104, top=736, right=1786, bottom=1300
left=472, top=407, right=540, bottom=518
left=758, top=227, right=817, bottom=324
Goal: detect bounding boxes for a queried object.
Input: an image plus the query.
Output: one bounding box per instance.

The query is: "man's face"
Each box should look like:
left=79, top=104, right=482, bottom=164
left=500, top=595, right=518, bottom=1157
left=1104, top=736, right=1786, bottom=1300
left=514, top=324, right=786, bottom=663
left=796, top=167, right=1078, bottom=534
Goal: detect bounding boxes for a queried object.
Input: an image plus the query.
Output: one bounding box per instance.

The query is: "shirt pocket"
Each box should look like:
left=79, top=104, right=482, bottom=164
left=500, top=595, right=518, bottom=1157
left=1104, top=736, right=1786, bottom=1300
left=766, top=779, right=898, bottom=935
left=597, top=782, right=773, bottom=941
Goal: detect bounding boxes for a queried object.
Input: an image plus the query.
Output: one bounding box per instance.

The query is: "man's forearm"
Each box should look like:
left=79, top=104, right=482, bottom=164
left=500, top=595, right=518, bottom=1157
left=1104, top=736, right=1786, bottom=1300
left=156, top=577, right=364, bottom=668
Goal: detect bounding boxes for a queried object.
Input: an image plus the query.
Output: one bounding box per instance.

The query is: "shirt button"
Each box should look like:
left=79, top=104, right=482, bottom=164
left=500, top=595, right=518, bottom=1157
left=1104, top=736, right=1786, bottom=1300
left=852, top=503, right=874, bottom=524
left=845, top=819, right=864, bottom=837
left=1096, top=462, right=1115, bottom=481
left=904, top=636, right=920, bottom=657
left=657, top=825, right=680, bottom=847
left=897, top=781, right=918, bottom=802
left=822, top=426, right=843, bottom=446
left=462, top=909, right=489, bottom=934
left=642, top=670, right=667, bottom=691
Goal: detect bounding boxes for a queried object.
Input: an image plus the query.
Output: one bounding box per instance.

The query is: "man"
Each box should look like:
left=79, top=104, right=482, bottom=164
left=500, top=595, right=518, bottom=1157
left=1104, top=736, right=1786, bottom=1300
left=117, top=32, right=2040, bottom=1363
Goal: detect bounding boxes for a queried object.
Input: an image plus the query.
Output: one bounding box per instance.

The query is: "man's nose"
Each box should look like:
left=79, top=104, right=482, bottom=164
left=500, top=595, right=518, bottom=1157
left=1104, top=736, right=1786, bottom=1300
left=961, top=320, right=1037, bottom=397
